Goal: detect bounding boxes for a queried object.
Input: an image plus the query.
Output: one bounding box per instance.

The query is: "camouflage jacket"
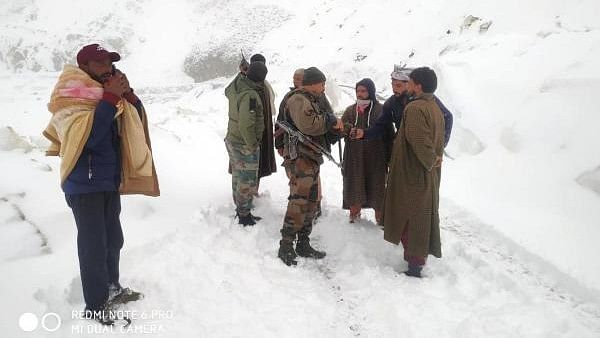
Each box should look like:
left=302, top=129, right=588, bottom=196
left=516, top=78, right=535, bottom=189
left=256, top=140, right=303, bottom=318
left=283, top=89, right=336, bottom=164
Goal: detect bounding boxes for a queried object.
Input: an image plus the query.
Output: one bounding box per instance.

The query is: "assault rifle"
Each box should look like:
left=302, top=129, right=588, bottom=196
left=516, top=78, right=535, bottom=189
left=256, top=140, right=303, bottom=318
left=239, top=50, right=249, bottom=73
left=275, top=121, right=342, bottom=169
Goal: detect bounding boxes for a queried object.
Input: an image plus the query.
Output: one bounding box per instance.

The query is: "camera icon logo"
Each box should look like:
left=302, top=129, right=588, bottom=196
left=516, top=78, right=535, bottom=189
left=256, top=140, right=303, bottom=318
left=19, top=312, right=61, bottom=332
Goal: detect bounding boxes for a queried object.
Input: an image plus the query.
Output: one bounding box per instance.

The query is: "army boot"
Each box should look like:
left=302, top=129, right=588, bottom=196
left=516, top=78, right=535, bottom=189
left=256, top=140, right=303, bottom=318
left=295, top=236, right=326, bottom=259
left=238, top=213, right=256, bottom=226
left=278, top=240, right=298, bottom=266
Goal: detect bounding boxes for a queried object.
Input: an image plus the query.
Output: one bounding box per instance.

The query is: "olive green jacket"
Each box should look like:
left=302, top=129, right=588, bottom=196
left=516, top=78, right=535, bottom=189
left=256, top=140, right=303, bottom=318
left=225, top=74, right=265, bottom=148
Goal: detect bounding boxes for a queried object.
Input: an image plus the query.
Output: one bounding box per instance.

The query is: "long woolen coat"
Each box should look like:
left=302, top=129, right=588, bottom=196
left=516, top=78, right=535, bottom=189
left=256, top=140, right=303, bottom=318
left=341, top=101, right=387, bottom=210
left=257, top=80, right=277, bottom=178
left=382, top=93, right=445, bottom=259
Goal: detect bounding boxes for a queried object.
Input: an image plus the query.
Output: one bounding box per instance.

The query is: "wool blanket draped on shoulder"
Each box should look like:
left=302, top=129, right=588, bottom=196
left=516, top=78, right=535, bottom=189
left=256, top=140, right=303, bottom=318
left=43, top=64, right=159, bottom=196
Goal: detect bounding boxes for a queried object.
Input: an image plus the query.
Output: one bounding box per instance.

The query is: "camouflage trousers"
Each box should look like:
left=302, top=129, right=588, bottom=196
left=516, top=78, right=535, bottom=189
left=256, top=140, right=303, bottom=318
left=225, top=141, right=259, bottom=217
left=281, top=157, right=320, bottom=242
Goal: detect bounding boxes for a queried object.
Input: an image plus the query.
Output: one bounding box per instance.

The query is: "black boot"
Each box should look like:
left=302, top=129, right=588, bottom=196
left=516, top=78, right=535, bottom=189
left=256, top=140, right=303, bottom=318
left=295, top=237, right=326, bottom=259
left=84, top=303, right=117, bottom=326
left=278, top=240, right=298, bottom=266
left=107, top=283, right=144, bottom=306
left=238, top=213, right=256, bottom=226
left=84, top=302, right=133, bottom=326
left=236, top=211, right=261, bottom=222
left=403, top=265, right=422, bottom=278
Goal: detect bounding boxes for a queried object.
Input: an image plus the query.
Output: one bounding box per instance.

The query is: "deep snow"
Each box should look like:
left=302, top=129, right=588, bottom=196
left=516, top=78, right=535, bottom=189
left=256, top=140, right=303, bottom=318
left=1, top=0, right=600, bottom=337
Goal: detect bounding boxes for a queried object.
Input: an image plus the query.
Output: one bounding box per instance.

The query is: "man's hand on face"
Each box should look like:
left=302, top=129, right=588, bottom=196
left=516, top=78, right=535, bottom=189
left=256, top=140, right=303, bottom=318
left=103, top=73, right=128, bottom=97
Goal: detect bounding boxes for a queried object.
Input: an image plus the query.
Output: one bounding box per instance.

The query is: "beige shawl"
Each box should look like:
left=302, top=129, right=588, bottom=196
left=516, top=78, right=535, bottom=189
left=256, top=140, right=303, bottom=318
left=43, top=65, right=160, bottom=196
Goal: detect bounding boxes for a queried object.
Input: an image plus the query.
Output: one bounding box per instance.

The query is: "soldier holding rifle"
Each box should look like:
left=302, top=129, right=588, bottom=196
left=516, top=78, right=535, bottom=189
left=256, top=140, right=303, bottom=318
left=276, top=67, right=344, bottom=266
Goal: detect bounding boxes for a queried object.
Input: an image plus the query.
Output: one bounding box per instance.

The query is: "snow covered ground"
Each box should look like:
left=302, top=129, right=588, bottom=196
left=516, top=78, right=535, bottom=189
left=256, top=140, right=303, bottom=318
left=1, top=0, right=600, bottom=337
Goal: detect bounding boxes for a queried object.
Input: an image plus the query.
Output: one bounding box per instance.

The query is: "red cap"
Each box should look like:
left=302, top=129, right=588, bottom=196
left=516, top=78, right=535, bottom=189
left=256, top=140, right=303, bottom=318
left=76, top=44, right=120, bottom=66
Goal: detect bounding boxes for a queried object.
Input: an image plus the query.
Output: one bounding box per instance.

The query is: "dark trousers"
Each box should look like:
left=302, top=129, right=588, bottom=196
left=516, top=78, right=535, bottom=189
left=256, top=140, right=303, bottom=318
left=65, top=191, right=123, bottom=310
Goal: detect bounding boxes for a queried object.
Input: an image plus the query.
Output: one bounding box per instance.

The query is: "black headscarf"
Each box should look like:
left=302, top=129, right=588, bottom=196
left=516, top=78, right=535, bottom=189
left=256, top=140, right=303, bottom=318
left=355, top=78, right=376, bottom=101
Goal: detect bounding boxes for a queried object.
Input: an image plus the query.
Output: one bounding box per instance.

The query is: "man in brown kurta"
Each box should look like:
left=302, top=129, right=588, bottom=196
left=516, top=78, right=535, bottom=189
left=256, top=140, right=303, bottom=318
left=382, top=67, right=445, bottom=278
left=341, top=78, right=388, bottom=224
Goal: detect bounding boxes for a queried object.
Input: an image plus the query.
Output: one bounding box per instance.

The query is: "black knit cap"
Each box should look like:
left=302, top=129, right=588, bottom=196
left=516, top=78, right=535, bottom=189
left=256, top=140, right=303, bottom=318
left=302, top=67, right=326, bottom=86
left=250, top=53, right=266, bottom=63
left=246, top=61, right=268, bottom=82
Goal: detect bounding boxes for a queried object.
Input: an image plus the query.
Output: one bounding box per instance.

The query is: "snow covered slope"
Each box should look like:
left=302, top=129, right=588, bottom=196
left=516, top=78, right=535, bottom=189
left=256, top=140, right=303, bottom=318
left=1, top=0, right=600, bottom=337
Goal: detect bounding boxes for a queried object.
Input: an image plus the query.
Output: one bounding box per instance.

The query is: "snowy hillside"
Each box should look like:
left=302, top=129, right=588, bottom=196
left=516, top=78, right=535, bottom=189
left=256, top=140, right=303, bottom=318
left=1, top=0, right=600, bottom=337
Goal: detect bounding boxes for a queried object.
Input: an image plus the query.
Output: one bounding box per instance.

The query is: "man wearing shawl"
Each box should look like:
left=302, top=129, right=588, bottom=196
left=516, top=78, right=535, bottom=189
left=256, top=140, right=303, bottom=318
left=43, top=44, right=159, bottom=324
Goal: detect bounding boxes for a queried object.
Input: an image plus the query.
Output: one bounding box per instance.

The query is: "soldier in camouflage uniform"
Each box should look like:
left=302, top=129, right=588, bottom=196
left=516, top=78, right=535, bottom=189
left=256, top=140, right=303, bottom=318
left=278, top=67, right=344, bottom=266
left=275, top=69, right=333, bottom=223
left=224, top=62, right=268, bottom=226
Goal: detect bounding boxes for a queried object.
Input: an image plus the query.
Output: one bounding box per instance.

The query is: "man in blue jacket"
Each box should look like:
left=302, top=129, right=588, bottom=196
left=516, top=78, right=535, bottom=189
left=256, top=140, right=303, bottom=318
left=353, top=65, right=454, bottom=147
left=53, top=44, right=151, bottom=324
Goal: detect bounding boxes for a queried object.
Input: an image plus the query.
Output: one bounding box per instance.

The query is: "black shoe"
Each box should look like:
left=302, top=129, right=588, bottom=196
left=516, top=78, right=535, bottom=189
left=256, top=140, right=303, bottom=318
left=238, top=213, right=256, bottom=226
left=108, top=284, right=144, bottom=306
left=84, top=305, right=115, bottom=326
left=85, top=301, right=133, bottom=327
left=403, top=265, right=423, bottom=278
left=236, top=212, right=261, bottom=223
left=295, top=238, right=326, bottom=259
left=278, top=240, right=298, bottom=266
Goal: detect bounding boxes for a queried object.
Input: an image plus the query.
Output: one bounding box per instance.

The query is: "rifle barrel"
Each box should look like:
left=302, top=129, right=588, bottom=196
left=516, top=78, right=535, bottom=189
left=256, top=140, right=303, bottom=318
left=276, top=121, right=342, bottom=168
